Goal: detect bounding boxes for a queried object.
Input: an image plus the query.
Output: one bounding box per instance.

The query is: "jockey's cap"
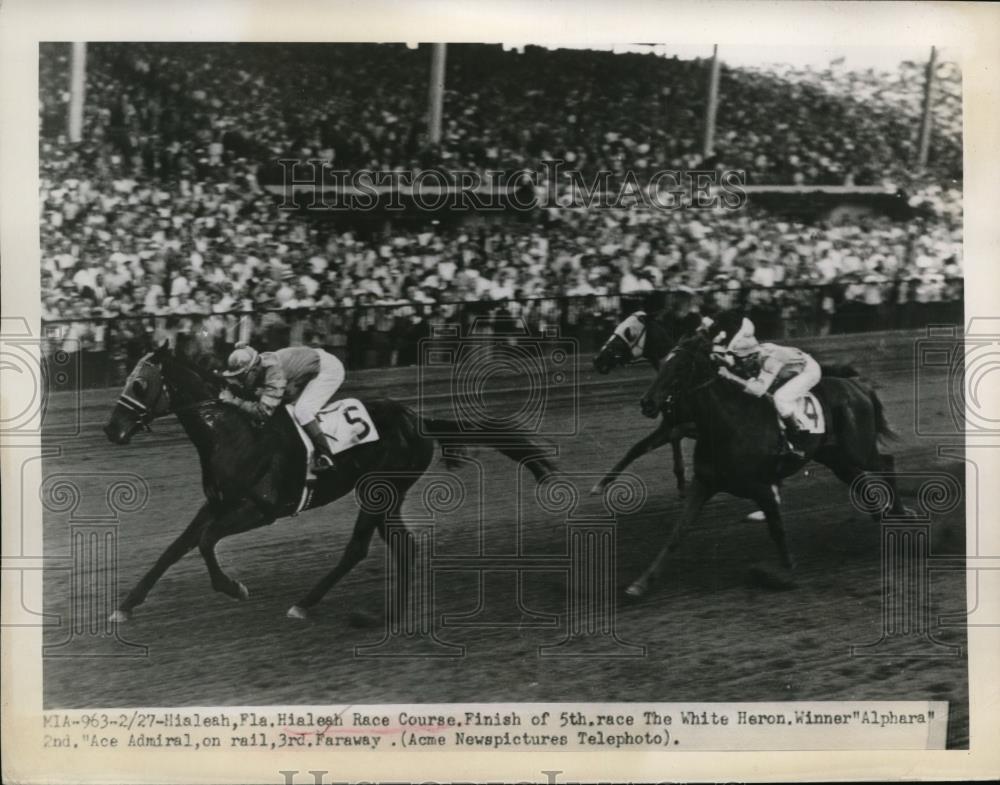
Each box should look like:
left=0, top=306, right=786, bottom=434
left=222, top=343, right=260, bottom=377
left=726, top=317, right=760, bottom=357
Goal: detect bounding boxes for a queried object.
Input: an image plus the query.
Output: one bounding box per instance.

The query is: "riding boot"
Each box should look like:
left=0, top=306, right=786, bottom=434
left=303, top=420, right=336, bottom=472
left=779, top=414, right=806, bottom=460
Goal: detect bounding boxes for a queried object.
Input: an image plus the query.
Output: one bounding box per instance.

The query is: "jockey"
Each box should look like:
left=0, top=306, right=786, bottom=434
left=219, top=342, right=344, bottom=472
left=711, top=316, right=821, bottom=459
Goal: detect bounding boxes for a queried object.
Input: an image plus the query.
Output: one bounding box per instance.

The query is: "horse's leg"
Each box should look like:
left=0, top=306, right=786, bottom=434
left=589, top=420, right=674, bottom=495
left=197, top=501, right=273, bottom=601
left=110, top=502, right=215, bottom=622
left=287, top=509, right=382, bottom=619
left=815, top=446, right=908, bottom=520
left=626, top=476, right=713, bottom=599
left=375, top=495, right=416, bottom=626
left=750, top=483, right=796, bottom=570
left=670, top=430, right=687, bottom=498
left=876, top=452, right=912, bottom=515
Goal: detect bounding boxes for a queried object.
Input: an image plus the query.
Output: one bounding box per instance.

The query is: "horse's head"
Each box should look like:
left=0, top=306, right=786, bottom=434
left=593, top=312, right=648, bottom=374
left=103, top=343, right=172, bottom=444
left=103, top=343, right=219, bottom=445
left=639, top=333, right=715, bottom=419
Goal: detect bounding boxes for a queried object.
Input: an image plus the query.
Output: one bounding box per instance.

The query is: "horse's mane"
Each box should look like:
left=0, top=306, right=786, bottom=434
left=160, top=349, right=224, bottom=399
left=676, top=330, right=712, bottom=353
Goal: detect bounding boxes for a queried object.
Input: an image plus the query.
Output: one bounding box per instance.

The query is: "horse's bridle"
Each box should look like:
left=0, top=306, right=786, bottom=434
left=657, top=342, right=717, bottom=410
left=116, top=357, right=170, bottom=429
left=602, top=319, right=648, bottom=362
left=116, top=357, right=214, bottom=429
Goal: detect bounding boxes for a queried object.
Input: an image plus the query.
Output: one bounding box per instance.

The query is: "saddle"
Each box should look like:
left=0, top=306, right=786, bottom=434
left=287, top=398, right=381, bottom=514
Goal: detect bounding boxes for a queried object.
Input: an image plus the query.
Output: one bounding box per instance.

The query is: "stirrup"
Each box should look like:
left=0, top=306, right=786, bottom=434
left=313, top=454, right=335, bottom=472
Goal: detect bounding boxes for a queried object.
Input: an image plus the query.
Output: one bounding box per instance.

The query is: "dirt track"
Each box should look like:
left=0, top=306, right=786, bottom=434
left=41, top=330, right=969, bottom=748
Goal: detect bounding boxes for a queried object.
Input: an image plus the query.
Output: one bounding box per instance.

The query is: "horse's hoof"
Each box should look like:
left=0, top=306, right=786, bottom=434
left=233, top=581, right=250, bottom=602
left=109, top=609, right=130, bottom=623
left=624, top=583, right=647, bottom=601
left=745, top=510, right=766, bottom=522
left=287, top=605, right=309, bottom=620
left=589, top=482, right=606, bottom=496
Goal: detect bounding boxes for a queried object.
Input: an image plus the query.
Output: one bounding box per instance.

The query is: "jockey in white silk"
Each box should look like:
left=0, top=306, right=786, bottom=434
left=712, top=317, right=822, bottom=458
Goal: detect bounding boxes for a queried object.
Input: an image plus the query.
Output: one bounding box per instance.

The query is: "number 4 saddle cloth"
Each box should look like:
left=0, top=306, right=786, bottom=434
left=788, top=392, right=826, bottom=435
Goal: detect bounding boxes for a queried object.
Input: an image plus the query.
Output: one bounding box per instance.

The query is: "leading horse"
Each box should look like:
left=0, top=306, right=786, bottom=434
left=103, top=344, right=556, bottom=621
left=628, top=331, right=907, bottom=598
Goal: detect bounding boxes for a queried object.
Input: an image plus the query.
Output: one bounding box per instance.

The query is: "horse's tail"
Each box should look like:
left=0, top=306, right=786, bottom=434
left=868, top=387, right=898, bottom=443
left=820, top=362, right=860, bottom=378
left=422, top=417, right=557, bottom=482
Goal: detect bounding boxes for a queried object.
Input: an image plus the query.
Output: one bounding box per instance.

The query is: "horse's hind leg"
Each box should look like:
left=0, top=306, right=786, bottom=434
left=670, top=433, right=687, bottom=498
left=197, top=501, right=273, bottom=601
left=111, top=502, right=214, bottom=622
left=815, top=447, right=907, bottom=520
left=750, top=483, right=796, bottom=573
left=287, top=509, right=382, bottom=619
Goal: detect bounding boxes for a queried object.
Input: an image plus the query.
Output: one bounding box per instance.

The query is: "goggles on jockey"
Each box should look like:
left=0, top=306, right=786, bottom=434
left=222, top=344, right=261, bottom=378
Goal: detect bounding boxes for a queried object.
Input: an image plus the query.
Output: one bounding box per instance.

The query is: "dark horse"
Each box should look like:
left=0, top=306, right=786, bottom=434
left=628, top=331, right=907, bottom=598
left=591, top=311, right=698, bottom=496
left=103, top=344, right=556, bottom=621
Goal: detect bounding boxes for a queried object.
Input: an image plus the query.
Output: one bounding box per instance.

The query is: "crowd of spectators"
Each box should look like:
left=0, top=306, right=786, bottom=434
left=39, top=168, right=962, bottom=323
left=37, top=42, right=964, bottom=384
left=40, top=43, right=962, bottom=188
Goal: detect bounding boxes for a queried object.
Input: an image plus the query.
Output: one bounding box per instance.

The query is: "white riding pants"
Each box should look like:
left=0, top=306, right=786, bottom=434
left=772, top=356, right=821, bottom=418
left=293, top=349, right=345, bottom=425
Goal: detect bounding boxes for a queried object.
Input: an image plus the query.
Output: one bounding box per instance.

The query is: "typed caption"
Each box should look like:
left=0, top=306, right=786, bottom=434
left=41, top=701, right=948, bottom=752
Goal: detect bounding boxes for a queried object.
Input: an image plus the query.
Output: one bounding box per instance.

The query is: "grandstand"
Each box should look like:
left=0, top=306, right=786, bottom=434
left=37, top=42, right=963, bottom=387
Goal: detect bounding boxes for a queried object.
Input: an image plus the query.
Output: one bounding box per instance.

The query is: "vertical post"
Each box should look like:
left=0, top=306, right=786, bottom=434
left=427, top=43, right=447, bottom=146
left=916, top=46, right=937, bottom=171
left=68, top=42, right=87, bottom=143
left=702, top=44, right=721, bottom=159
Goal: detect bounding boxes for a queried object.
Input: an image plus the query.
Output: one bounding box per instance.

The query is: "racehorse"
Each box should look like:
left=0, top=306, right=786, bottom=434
left=628, top=330, right=907, bottom=598
left=591, top=311, right=697, bottom=496
left=102, top=343, right=556, bottom=621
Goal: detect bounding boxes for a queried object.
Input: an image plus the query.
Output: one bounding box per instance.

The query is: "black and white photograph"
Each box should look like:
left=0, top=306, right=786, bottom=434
left=3, top=1, right=999, bottom=783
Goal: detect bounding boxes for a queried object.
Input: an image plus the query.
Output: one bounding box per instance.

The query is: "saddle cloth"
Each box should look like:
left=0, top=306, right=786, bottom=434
left=788, top=392, right=825, bottom=434
left=288, top=398, right=380, bottom=513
